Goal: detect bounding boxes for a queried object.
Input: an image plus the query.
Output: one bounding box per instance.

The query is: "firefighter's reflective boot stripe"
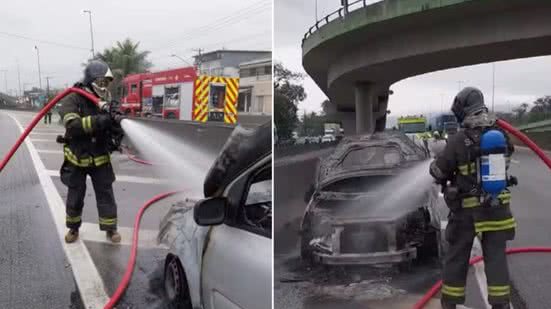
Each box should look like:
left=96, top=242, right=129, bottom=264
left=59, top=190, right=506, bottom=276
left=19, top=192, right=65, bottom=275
left=99, top=217, right=117, bottom=230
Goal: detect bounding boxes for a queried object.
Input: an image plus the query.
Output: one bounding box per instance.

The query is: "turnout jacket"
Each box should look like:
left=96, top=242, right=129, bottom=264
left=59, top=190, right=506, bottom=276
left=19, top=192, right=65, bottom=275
left=430, top=126, right=516, bottom=237
left=58, top=91, right=111, bottom=167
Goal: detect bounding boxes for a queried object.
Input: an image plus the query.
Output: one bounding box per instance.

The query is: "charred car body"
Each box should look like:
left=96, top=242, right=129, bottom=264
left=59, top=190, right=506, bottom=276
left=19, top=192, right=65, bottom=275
left=301, top=131, right=444, bottom=266
left=159, top=122, right=272, bottom=309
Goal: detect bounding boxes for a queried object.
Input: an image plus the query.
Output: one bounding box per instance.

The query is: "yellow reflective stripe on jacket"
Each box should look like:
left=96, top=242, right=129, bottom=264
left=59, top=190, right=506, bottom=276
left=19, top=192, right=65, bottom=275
left=458, top=162, right=476, bottom=175
left=99, top=217, right=117, bottom=225
left=66, top=215, right=82, bottom=223
left=488, top=285, right=510, bottom=297
left=63, top=113, right=80, bottom=126
left=441, top=284, right=465, bottom=297
left=63, top=146, right=110, bottom=167
left=463, top=196, right=480, bottom=208
left=474, top=218, right=516, bottom=233
left=497, top=192, right=511, bottom=204
left=81, top=116, right=93, bottom=133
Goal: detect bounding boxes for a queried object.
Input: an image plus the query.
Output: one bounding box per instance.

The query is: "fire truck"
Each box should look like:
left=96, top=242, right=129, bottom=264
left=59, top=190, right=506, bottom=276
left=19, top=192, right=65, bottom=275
left=120, top=67, right=239, bottom=124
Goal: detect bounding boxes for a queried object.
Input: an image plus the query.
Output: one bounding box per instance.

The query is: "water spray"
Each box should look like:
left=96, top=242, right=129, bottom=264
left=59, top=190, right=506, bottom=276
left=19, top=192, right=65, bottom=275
left=413, top=119, right=551, bottom=309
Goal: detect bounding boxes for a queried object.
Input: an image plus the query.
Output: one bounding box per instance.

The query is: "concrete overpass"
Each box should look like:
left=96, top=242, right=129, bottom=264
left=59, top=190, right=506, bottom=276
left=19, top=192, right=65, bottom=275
left=302, top=0, right=551, bottom=133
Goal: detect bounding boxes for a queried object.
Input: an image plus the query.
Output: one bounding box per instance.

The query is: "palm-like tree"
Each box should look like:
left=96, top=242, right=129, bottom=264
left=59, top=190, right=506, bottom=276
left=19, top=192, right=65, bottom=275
left=94, top=38, right=153, bottom=99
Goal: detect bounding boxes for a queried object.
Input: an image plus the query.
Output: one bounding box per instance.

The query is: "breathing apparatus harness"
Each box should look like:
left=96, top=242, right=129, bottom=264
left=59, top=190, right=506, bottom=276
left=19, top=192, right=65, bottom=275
left=441, top=125, right=518, bottom=209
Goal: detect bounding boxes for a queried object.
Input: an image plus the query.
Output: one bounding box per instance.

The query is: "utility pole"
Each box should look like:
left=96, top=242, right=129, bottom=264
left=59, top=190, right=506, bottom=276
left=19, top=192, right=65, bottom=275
left=492, top=62, right=496, bottom=112
left=16, top=60, right=22, bottom=97
left=0, top=70, right=7, bottom=93
left=34, top=46, right=43, bottom=90
left=192, top=48, right=204, bottom=72
left=83, top=10, right=95, bottom=58
left=45, top=76, right=54, bottom=99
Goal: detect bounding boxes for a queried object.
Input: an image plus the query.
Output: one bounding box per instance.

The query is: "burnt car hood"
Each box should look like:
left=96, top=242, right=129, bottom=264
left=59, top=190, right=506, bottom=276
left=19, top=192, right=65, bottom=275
left=316, top=131, right=427, bottom=189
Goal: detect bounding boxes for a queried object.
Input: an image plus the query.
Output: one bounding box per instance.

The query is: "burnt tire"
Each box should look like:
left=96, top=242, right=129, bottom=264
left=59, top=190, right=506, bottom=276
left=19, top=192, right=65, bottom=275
left=164, top=255, right=192, bottom=309
left=300, top=227, right=314, bottom=264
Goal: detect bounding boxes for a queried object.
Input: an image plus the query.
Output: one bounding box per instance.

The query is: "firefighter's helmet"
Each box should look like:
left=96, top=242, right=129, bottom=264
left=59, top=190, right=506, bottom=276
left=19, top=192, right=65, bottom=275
left=451, top=87, right=487, bottom=123
left=83, top=60, right=114, bottom=101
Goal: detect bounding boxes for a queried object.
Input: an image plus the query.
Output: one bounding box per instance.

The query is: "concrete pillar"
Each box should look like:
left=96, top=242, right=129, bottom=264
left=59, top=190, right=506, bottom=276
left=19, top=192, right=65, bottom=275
left=374, top=90, right=390, bottom=132
left=355, top=82, right=375, bottom=134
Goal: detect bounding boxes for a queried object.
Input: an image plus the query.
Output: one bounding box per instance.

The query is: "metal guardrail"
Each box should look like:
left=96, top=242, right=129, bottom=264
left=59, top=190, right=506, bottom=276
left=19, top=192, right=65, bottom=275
left=302, top=0, right=374, bottom=44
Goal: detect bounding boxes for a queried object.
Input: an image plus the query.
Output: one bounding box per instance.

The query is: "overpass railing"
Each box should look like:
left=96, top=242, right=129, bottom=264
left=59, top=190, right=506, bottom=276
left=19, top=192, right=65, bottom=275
left=302, top=0, right=378, bottom=44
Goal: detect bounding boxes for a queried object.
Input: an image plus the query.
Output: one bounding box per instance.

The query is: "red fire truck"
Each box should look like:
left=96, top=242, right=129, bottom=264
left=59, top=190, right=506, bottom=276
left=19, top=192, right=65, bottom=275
left=120, top=67, right=196, bottom=119
left=120, top=67, right=239, bottom=124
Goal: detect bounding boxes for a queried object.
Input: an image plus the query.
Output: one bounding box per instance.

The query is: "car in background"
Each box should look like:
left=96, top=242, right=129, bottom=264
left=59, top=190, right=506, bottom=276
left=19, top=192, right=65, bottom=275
left=159, top=122, right=272, bottom=309
left=300, top=131, right=444, bottom=267
left=321, top=134, right=336, bottom=143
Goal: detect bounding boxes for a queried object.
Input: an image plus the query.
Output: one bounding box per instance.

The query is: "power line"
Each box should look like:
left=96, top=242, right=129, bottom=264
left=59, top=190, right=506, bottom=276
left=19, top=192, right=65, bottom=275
left=0, top=31, right=89, bottom=51
left=149, top=0, right=271, bottom=53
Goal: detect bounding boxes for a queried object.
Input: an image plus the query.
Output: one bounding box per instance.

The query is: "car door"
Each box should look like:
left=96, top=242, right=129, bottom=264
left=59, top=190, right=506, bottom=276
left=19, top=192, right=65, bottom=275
left=201, top=158, right=272, bottom=309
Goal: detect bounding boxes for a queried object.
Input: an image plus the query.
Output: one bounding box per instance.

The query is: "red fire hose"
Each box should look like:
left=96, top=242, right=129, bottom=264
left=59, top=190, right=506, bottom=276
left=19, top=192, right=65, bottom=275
left=0, top=88, right=179, bottom=308
left=413, top=120, right=551, bottom=309
left=0, top=87, right=98, bottom=173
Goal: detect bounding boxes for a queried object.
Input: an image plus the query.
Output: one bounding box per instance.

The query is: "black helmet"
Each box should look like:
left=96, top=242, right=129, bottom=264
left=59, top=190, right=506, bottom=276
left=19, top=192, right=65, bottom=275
left=83, top=60, right=114, bottom=86
left=451, top=87, right=487, bottom=123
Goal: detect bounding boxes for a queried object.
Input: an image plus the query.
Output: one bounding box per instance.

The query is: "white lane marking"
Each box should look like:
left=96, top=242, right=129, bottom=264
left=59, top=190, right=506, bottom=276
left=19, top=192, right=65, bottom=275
left=30, top=132, right=63, bottom=136
left=4, top=112, right=109, bottom=308
left=511, top=159, right=520, bottom=164
left=45, top=169, right=168, bottom=184
left=80, top=223, right=163, bottom=249
left=29, top=138, right=55, bottom=142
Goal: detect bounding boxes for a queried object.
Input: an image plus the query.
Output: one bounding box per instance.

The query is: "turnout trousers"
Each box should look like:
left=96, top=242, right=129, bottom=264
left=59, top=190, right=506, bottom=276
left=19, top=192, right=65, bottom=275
left=442, top=209, right=512, bottom=306
left=60, top=161, right=118, bottom=231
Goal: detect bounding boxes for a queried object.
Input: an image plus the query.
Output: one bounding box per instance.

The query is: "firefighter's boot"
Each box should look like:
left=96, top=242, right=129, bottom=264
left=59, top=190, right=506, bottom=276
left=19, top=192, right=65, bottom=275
left=65, top=229, right=79, bottom=243
left=440, top=301, right=456, bottom=309
left=107, top=230, right=121, bottom=243
left=491, top=304, right=510, bottom=309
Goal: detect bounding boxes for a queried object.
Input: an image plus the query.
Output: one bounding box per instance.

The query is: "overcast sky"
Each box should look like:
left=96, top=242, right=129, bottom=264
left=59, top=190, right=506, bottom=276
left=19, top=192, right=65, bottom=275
left=275, top=0, right=551, bottom=118
left=0, top=0, right=271, bottom=95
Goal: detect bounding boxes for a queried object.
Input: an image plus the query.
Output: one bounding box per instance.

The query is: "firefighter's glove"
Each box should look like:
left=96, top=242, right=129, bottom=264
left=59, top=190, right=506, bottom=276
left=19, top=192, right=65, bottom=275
left=443, top=186, right=462, bottom=212
left=508, top=175, right=518, bottom=186
left=94, top=114, right=112, bottom=132
left=112, top=114, right=126, bottom=125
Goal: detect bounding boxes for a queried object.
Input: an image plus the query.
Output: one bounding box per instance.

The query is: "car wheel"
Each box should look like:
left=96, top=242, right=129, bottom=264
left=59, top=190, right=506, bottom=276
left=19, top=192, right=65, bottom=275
left=164, top=255, right=192, bottom=309
left=300, top=219, right=315, bottom=264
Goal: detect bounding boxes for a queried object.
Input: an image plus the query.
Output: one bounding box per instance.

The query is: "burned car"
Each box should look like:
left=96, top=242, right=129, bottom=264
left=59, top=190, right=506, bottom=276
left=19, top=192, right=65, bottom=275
left=300, top=131, right=444, bottom=266
left=159, top=121, right=272, bottom=309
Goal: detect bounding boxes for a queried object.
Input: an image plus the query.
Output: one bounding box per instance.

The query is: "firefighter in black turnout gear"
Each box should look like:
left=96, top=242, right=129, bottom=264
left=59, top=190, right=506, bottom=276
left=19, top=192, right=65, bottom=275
left=430, top=87, right=516, bottom=309
left=59, top=60, right=123, bottom=244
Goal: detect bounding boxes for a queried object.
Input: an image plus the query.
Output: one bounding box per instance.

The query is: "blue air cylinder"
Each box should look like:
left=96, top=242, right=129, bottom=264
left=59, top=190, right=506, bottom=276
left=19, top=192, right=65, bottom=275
left=480, top=129, right=508, bottom=197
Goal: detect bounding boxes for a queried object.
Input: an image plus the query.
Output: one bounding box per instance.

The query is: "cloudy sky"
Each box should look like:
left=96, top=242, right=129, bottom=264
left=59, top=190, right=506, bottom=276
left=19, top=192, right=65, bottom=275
left=0, top=0, right=271, bottom=95
left=275, top=0, right=551, bottom=119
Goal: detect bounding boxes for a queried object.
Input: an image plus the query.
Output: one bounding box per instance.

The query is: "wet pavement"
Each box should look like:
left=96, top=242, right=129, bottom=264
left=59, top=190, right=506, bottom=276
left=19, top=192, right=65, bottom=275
left=0, top=110, right=232, bottom=308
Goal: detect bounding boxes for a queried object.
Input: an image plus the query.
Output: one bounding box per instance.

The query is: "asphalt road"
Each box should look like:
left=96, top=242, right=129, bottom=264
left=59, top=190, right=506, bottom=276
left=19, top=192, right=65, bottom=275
left=274, top=140, right=551, bottom=309
left=0, top=110, right=232, bottom=308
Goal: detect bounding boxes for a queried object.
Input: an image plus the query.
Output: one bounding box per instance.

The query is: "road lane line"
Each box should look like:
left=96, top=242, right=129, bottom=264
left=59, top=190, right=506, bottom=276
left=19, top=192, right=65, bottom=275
left=29, top=138, right=56, bottom=142
left=45, top=169, right=168, bottom=184
left=4, top=112, right=110, bottom=308
left=30, top=132, right=63, bottom=136
left=80, top=223, right=163, bottom=249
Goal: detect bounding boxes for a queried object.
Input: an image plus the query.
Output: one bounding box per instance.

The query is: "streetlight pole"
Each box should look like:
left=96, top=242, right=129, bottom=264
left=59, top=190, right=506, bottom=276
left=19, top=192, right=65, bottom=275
left=34, top=46, right=43, bottom=90
left=0, top=70, right=7, bottom=93
left=83, top=10, right=95, bottom=58
left=492, top=62, right=496, bottom=112
left=16, top=60, right=22, bottom=97
left=170, top=54, right=194, bottom=66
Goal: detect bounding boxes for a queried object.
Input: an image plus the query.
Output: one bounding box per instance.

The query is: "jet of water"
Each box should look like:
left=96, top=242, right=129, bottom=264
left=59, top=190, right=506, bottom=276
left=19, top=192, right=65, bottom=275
left=121, top=119, right=217, bottom=197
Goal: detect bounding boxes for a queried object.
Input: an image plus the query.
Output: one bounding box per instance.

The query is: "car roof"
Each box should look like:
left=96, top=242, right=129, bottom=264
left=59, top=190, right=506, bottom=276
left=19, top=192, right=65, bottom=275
left=203, top=121, right=272, bottom=197
left=316, top=131, right=427, bottom=187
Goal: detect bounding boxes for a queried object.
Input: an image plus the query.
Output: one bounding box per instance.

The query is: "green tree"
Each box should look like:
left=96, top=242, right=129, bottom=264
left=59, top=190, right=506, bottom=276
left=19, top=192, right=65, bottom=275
left=274, top=62, right=306, bottom=140
left=94, top=38, right=153, bottom=99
